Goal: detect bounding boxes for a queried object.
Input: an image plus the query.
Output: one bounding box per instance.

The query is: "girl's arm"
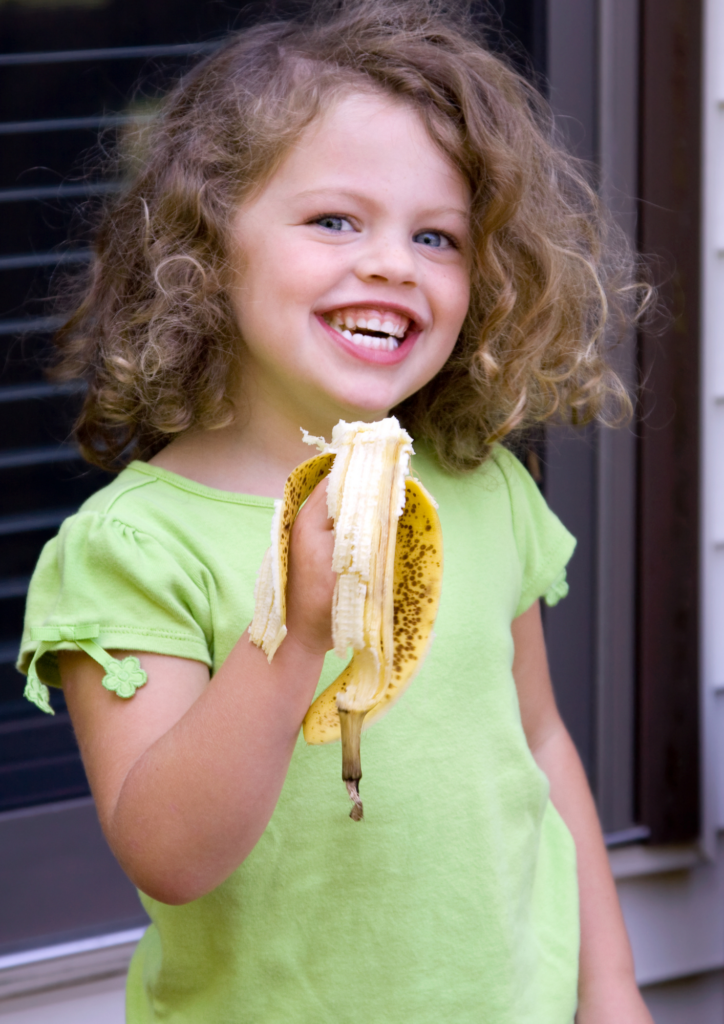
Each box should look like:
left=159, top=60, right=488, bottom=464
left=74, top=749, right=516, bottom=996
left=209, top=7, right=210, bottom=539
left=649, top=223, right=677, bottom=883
left=512, top=602, right=654, bottom=1024
left=60, top=481, right=336, bottom=906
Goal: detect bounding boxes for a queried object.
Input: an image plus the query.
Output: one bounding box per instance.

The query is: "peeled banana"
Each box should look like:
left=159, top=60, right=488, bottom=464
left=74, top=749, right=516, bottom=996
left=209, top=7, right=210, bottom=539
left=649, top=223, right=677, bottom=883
left=249, top=417, right=443, bottom=819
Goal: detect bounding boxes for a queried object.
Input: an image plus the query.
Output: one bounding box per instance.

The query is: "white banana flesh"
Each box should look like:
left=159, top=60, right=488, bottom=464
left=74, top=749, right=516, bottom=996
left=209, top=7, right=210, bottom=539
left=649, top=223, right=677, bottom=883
left=305, top=418, right=413, bottom=712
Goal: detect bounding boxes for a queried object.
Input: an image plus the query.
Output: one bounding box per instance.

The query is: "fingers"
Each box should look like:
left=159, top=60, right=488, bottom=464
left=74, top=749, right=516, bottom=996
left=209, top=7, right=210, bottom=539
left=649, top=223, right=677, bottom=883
left=299, top=477, right=334, bottom=532
left=285, top=477, right=336, bottom=655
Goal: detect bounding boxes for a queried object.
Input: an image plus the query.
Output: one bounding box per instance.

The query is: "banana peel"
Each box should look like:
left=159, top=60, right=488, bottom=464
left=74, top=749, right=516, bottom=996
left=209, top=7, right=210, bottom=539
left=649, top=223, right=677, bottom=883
left=250, top=419, right=443, bottom=819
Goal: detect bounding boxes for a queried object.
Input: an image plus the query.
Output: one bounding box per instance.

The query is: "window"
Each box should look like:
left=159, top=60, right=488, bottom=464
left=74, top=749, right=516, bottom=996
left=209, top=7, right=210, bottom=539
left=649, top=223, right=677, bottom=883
left=544, top=0, right=701, bottom=844
left=0, top=0, right=299, bottom=956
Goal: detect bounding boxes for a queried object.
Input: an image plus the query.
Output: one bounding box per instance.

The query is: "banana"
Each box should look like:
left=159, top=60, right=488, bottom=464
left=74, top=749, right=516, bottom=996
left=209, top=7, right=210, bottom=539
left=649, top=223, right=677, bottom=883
left=249, top=417, right=443, bottom=819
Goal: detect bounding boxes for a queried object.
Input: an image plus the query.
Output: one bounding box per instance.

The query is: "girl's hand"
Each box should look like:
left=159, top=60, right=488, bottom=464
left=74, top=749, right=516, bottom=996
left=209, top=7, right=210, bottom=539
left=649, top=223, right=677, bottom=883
left=512, top=602, right=654, bottom=1024
left=576, top=980, right=654, bottom=1023
left=284, top=479, right=336, bottom=656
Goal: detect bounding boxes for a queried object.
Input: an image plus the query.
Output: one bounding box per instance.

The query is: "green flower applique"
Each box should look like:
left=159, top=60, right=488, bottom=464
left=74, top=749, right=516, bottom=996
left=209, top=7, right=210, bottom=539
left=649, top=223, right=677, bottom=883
left=101, top=656, right=147, bottom=699
left=24, top=673, right=53, bottom=715
left=543, top=568, right=569, bottom=608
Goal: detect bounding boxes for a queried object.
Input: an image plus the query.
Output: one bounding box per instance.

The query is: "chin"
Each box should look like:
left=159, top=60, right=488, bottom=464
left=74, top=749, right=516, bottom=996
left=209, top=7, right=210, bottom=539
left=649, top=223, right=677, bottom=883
left=329, top=385, right=408, bottom=421
left=335, top=399, right=396, bottom=423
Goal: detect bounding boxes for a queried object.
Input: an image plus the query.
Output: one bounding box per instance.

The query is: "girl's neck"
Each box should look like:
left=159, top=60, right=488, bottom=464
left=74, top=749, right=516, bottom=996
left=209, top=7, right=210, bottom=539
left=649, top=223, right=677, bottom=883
left=149, top=393, right=383, bottom=498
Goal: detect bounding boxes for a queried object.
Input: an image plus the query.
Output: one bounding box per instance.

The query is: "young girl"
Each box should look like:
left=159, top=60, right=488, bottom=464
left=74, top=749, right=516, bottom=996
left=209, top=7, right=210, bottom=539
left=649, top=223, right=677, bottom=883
left=18, top=3, right=653, bottom=1021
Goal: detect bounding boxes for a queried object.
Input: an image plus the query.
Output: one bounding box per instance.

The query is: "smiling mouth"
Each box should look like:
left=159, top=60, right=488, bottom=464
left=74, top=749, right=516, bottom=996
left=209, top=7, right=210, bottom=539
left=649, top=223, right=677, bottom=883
left=322, top=306, right=413, bottom=353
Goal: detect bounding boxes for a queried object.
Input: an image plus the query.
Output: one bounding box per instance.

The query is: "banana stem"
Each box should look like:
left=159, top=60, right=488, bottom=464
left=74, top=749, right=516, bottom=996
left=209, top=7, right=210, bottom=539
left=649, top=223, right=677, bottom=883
left=338, top=708, right=365, bottom=821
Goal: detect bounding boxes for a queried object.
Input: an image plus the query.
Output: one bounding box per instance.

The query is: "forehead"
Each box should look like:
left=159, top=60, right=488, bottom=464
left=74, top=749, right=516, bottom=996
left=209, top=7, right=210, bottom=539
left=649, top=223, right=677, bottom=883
left=257, top=91, right=470, bottom=212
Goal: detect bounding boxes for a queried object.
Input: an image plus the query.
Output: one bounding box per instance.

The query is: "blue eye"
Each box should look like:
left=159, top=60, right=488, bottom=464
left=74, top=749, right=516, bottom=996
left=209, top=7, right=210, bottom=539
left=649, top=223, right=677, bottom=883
left=414, top=230, right=455, bottom=249
left=315, top=215, right=354, bottom=232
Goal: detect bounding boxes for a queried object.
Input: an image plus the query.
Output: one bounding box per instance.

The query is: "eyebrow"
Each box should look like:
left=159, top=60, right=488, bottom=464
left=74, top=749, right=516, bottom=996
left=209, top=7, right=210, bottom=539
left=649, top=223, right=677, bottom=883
left=292, top=187, right=469, bottom=220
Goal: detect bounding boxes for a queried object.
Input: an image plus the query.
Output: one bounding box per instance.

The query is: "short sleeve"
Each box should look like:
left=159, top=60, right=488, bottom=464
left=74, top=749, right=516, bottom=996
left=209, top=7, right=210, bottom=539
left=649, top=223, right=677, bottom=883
left=492, top=447, right=577, bottom=618
left=16, top=511, right=213, bottom=713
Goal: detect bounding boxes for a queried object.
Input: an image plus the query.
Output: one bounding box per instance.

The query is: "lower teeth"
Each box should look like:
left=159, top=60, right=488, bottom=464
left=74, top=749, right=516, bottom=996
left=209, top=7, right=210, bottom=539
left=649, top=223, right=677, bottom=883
left=323, top=318, right=404, bottom=351
left=339, top=328, right=399, bottom=351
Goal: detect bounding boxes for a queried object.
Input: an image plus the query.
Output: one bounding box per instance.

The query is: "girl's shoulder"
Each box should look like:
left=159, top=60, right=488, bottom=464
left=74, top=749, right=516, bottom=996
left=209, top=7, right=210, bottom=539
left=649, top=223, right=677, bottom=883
left=81, top=460, right=277, bottom=521
left=412, top=443, right=576, bottom=617
left=59, top=459, right=279, bottom=578
left=18, top=462, right=278, bottom=711
left=411, top=441, right=548, bottom=518
left=26, top=460, right=278, bottom=622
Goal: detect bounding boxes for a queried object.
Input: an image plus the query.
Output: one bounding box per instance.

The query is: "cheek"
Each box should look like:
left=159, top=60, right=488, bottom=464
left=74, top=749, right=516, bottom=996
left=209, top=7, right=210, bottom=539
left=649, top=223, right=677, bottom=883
left=263, top=242, right=341, bottom=310
left=228, top=225, right=305, bottom=306
left=438, top=266, right=471, bottom=333
left=288, top=242, right=349, bottom=291
left=454, top=264, right=472, bottom=314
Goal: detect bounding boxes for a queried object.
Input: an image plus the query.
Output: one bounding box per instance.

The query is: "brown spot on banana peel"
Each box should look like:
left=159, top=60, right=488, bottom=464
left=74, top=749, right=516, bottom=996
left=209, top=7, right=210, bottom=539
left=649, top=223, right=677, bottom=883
left=302, top=478, right=443, bottom=748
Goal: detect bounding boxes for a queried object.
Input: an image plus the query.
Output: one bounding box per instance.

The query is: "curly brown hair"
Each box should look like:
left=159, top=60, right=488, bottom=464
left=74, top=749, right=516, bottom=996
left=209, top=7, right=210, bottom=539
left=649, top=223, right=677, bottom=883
left=53, top=0, right=648, bottom=473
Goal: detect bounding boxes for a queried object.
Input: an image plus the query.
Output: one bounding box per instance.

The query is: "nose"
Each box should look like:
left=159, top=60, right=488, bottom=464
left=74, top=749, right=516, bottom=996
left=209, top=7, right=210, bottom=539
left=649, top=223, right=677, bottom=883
left=353, top=231, right=418, bottom=288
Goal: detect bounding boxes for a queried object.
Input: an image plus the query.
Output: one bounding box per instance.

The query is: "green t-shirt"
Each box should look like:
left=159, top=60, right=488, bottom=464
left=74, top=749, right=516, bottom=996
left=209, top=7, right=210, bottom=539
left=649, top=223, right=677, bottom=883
left=18, top=445, right=578, bottom=1024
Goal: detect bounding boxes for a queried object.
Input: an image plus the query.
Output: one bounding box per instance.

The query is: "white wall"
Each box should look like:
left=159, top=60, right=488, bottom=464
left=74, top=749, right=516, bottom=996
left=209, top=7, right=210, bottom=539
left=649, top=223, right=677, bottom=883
left=0, top=977, right=125, bottom=1024
left=702, top=0, right=724, bottom=850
